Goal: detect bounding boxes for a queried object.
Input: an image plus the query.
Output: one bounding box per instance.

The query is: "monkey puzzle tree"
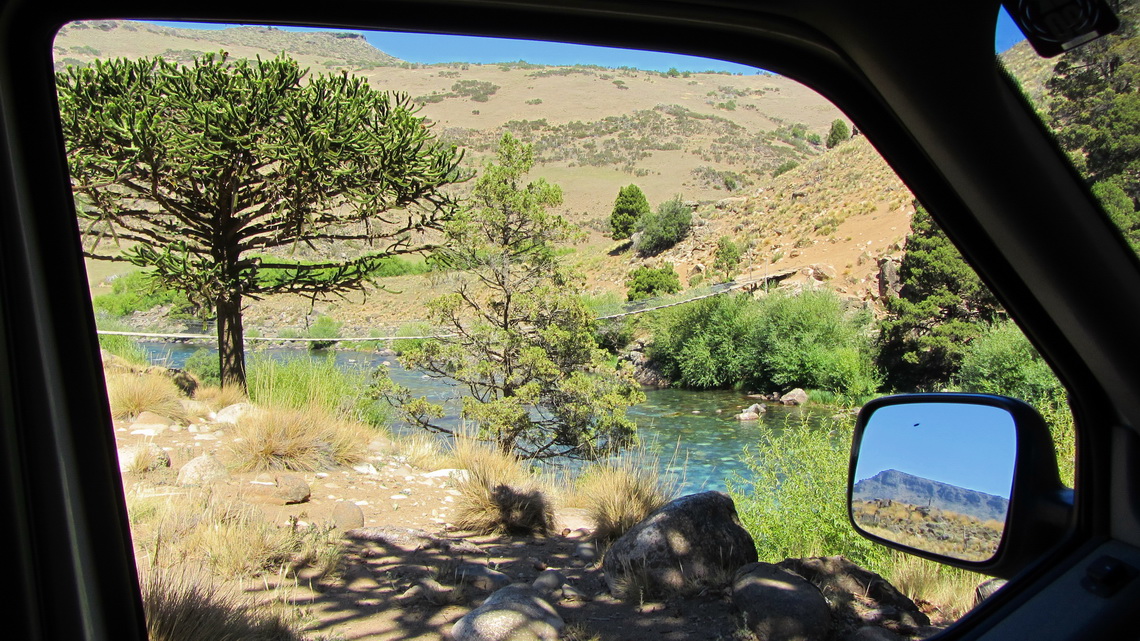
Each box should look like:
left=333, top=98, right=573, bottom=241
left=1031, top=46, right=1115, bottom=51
left=58, top=54, right=465, bottom=389
left=391, top=133, right=644, bottom=459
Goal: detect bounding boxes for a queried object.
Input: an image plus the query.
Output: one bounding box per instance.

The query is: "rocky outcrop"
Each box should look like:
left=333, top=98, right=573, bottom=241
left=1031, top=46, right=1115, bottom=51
left=450, top=584, right=563, bottom=641
left=733, top=562, right=832, bottom=641
left=852, top=469, right=1009, bottom=522
left=878, top=256, right=902, bottom=300
left=621, top=348, right=670, bottom=388
left=602, top=491, right=757, bottom=598
left=735, top=402, right=767, bottom=421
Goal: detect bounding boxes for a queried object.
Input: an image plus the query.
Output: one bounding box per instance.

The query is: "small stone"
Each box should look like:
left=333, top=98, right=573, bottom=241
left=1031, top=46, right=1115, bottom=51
left=273, top=473, right=311, bottom=504
left=451, top=585, right=562, bottom=641
left=457, top=563, right=511, bottom=592
left=532, top=569, right=565, bottom=595
left=116, top=443, right=171, bottom=473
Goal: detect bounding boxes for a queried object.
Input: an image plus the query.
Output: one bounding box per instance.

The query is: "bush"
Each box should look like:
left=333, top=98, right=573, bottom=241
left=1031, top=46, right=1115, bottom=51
left=96, top=318, right=149, bottom=365
left=184, top=349, right=221, bottom=387
left=306, top=315, right=341, bottom=350
left=649, top=290, right=880, bottom=398
left=626, top=263, right=681, bottom=301
left=92, top=270, right=194, bottom=318
left=772, top=159, right=799, bottom=177
left=826, top=118, right=850, bottom=148
left=635, top=196, right=692, bottom=256
left=956, top=320, right=1065, bottom=408
left=650, top=294, right=756, bottom=389
left=713, top=236, right=741, bottom=281
left=728, top=413, right=892, bottom=570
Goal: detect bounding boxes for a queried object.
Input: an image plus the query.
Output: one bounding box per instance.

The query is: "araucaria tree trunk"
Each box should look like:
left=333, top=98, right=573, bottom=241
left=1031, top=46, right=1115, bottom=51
left=57, top=54, right=466, bottom=388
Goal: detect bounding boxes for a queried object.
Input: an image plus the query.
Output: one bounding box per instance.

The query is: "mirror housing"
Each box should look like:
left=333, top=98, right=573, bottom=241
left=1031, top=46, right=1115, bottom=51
left=848, top=394, right=1074, bottom=578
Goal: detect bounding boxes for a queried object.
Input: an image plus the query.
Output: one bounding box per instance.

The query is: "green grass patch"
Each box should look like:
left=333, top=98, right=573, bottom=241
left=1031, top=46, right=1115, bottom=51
left=247, top=354, right=388, bottom=428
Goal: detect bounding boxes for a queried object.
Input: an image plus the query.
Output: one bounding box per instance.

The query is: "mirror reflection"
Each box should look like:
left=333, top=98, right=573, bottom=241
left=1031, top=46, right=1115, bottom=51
left=851, top=402, right=1017, bottom=562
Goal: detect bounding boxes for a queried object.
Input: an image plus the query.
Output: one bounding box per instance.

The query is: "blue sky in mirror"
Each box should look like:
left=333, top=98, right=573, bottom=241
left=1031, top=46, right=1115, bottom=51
left=854, top=403, right=1018, bottom=499
left=149, top=8, right=1025, bottom=72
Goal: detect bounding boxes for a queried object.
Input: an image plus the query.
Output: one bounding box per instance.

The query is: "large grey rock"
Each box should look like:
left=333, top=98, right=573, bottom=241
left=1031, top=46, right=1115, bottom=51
left=780, top=388, right=809, bottom=406
left=214, top=402, right=254, bottom=424
left=778, top=556, right=929, bottom=635
left=272, top=473, right=311, bottom=504
left=450, top=584, right=563, bottom=641
left=602, top=491, right=757, bottom=599
left=733, top=562, right=832, bottom=641
left=176, top=454, right=228, bottom=486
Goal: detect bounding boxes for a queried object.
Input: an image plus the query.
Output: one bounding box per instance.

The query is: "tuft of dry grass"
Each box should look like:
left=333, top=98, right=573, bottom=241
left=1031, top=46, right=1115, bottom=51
left=449, top=438, right=554, bottom=535
left=573, top=445, right=680, bottom=543
left=883, top=551, right=983, bottom=622
left=130, top=489, right=345, bottom=581
left=141, top=570, right=303, bottom=641
left=228, top=405, right=371, bottom=472
left=396, top=432, right=452, bottom=471
left=194, top=384, right=249, bottom=412
left=106, top=373, right=189, bottom=422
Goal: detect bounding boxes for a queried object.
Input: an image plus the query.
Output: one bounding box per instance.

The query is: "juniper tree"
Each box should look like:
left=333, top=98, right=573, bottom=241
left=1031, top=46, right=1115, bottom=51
left=391, top=133, right=644, bottom=459
left=58, top=54, right=465, bottom=388
left=610, top=183, right=650, bottom=240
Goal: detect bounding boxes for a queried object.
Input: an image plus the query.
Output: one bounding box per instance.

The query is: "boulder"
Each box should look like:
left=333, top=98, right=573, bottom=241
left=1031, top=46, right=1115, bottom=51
left=733, top=562, right=832, bottom=641
left=331, top=501, right=365, bottom=530
left=214, top=402, right=254, bottom=424
left=272, top=473, right=311, bottom=504
left=117, top=443, right=171, bottom=473
left=778, top=556, right=930, bottom=636
left=877, top=256, right=902, bottom=300
left=621, top=350, right=670, bottom=388
left=451, top=584, right=563, bottom=641
left=780, top=388, right=809, bottom=406
left=602, top=491, right=757, bottom=599
left=176, top=454, right=228, bottom=486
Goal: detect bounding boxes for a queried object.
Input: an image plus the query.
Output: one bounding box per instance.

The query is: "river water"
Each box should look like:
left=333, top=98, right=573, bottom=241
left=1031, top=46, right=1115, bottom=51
left=140, top=342, right=827, bottom=494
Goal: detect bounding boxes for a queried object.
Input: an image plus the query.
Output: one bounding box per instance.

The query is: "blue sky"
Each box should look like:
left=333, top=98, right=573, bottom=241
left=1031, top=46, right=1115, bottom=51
left=150, top=9, right=1025, bottom=73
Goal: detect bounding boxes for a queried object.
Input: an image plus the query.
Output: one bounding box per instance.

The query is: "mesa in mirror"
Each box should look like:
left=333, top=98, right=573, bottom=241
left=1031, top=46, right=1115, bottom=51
left=850, top=400, right=1017, bottom=563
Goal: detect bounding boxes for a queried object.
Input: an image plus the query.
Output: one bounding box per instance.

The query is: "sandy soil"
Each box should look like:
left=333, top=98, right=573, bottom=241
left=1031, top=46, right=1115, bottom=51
left=118, top=416, right=752, bottom=641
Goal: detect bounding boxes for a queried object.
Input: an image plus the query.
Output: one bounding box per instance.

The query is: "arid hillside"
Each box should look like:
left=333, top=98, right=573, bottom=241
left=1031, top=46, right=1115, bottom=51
left=58, top=20, right=925, bottom=334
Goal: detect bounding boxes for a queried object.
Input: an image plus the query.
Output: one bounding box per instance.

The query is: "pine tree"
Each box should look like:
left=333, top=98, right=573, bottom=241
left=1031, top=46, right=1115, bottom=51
left=610, top=184, right=651, bottom=240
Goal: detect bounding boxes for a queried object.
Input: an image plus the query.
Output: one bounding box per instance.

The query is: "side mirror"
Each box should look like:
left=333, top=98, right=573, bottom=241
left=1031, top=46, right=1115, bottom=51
left=848, top=394, right=1074, bottom=578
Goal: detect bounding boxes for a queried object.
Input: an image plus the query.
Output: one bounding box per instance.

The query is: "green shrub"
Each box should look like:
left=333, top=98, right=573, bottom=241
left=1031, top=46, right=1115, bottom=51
left=184, top=349, right=221, bottom=387
left=956, top=320, right=1064, bottom=408
left=712, top=236, right=741, bottom=281
left=391, top=321, right=437, bottom=355
left=306, top=315, right=341, bottom=350
left=635, top=196, right=692, bottom=256
left=626, top=264, right=681, bottom=301
left=728, top=413, right=892, bottom=570
left=92, top=271, right=193, bottom=318
left=826, top=118, right=850, bottom=148
left=649, top=290, right=880, bottom=397
left=650, top=294, right=756, bottom=389
left=745, top=290, right=880, bottom=397
left=772, top=159, right=799, bottom=177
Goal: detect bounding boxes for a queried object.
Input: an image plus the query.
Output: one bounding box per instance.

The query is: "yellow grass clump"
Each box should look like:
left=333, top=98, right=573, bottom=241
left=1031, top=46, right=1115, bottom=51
left=193, top=384, right=249, bottom=412
left=106, top=373, right=188, bottom=422
left=228, top=405, right=371, bottom=472
left=573, top=445, right=681, bottom=543
left=396, top=432, right=451, bottom=471
left=883, top=552, right=985, bottom=622
left=130, top=489, right=344, bottom=581
left=449, top=438, right=554, bottom=535
left=141, top=570, right=303, bottom=641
